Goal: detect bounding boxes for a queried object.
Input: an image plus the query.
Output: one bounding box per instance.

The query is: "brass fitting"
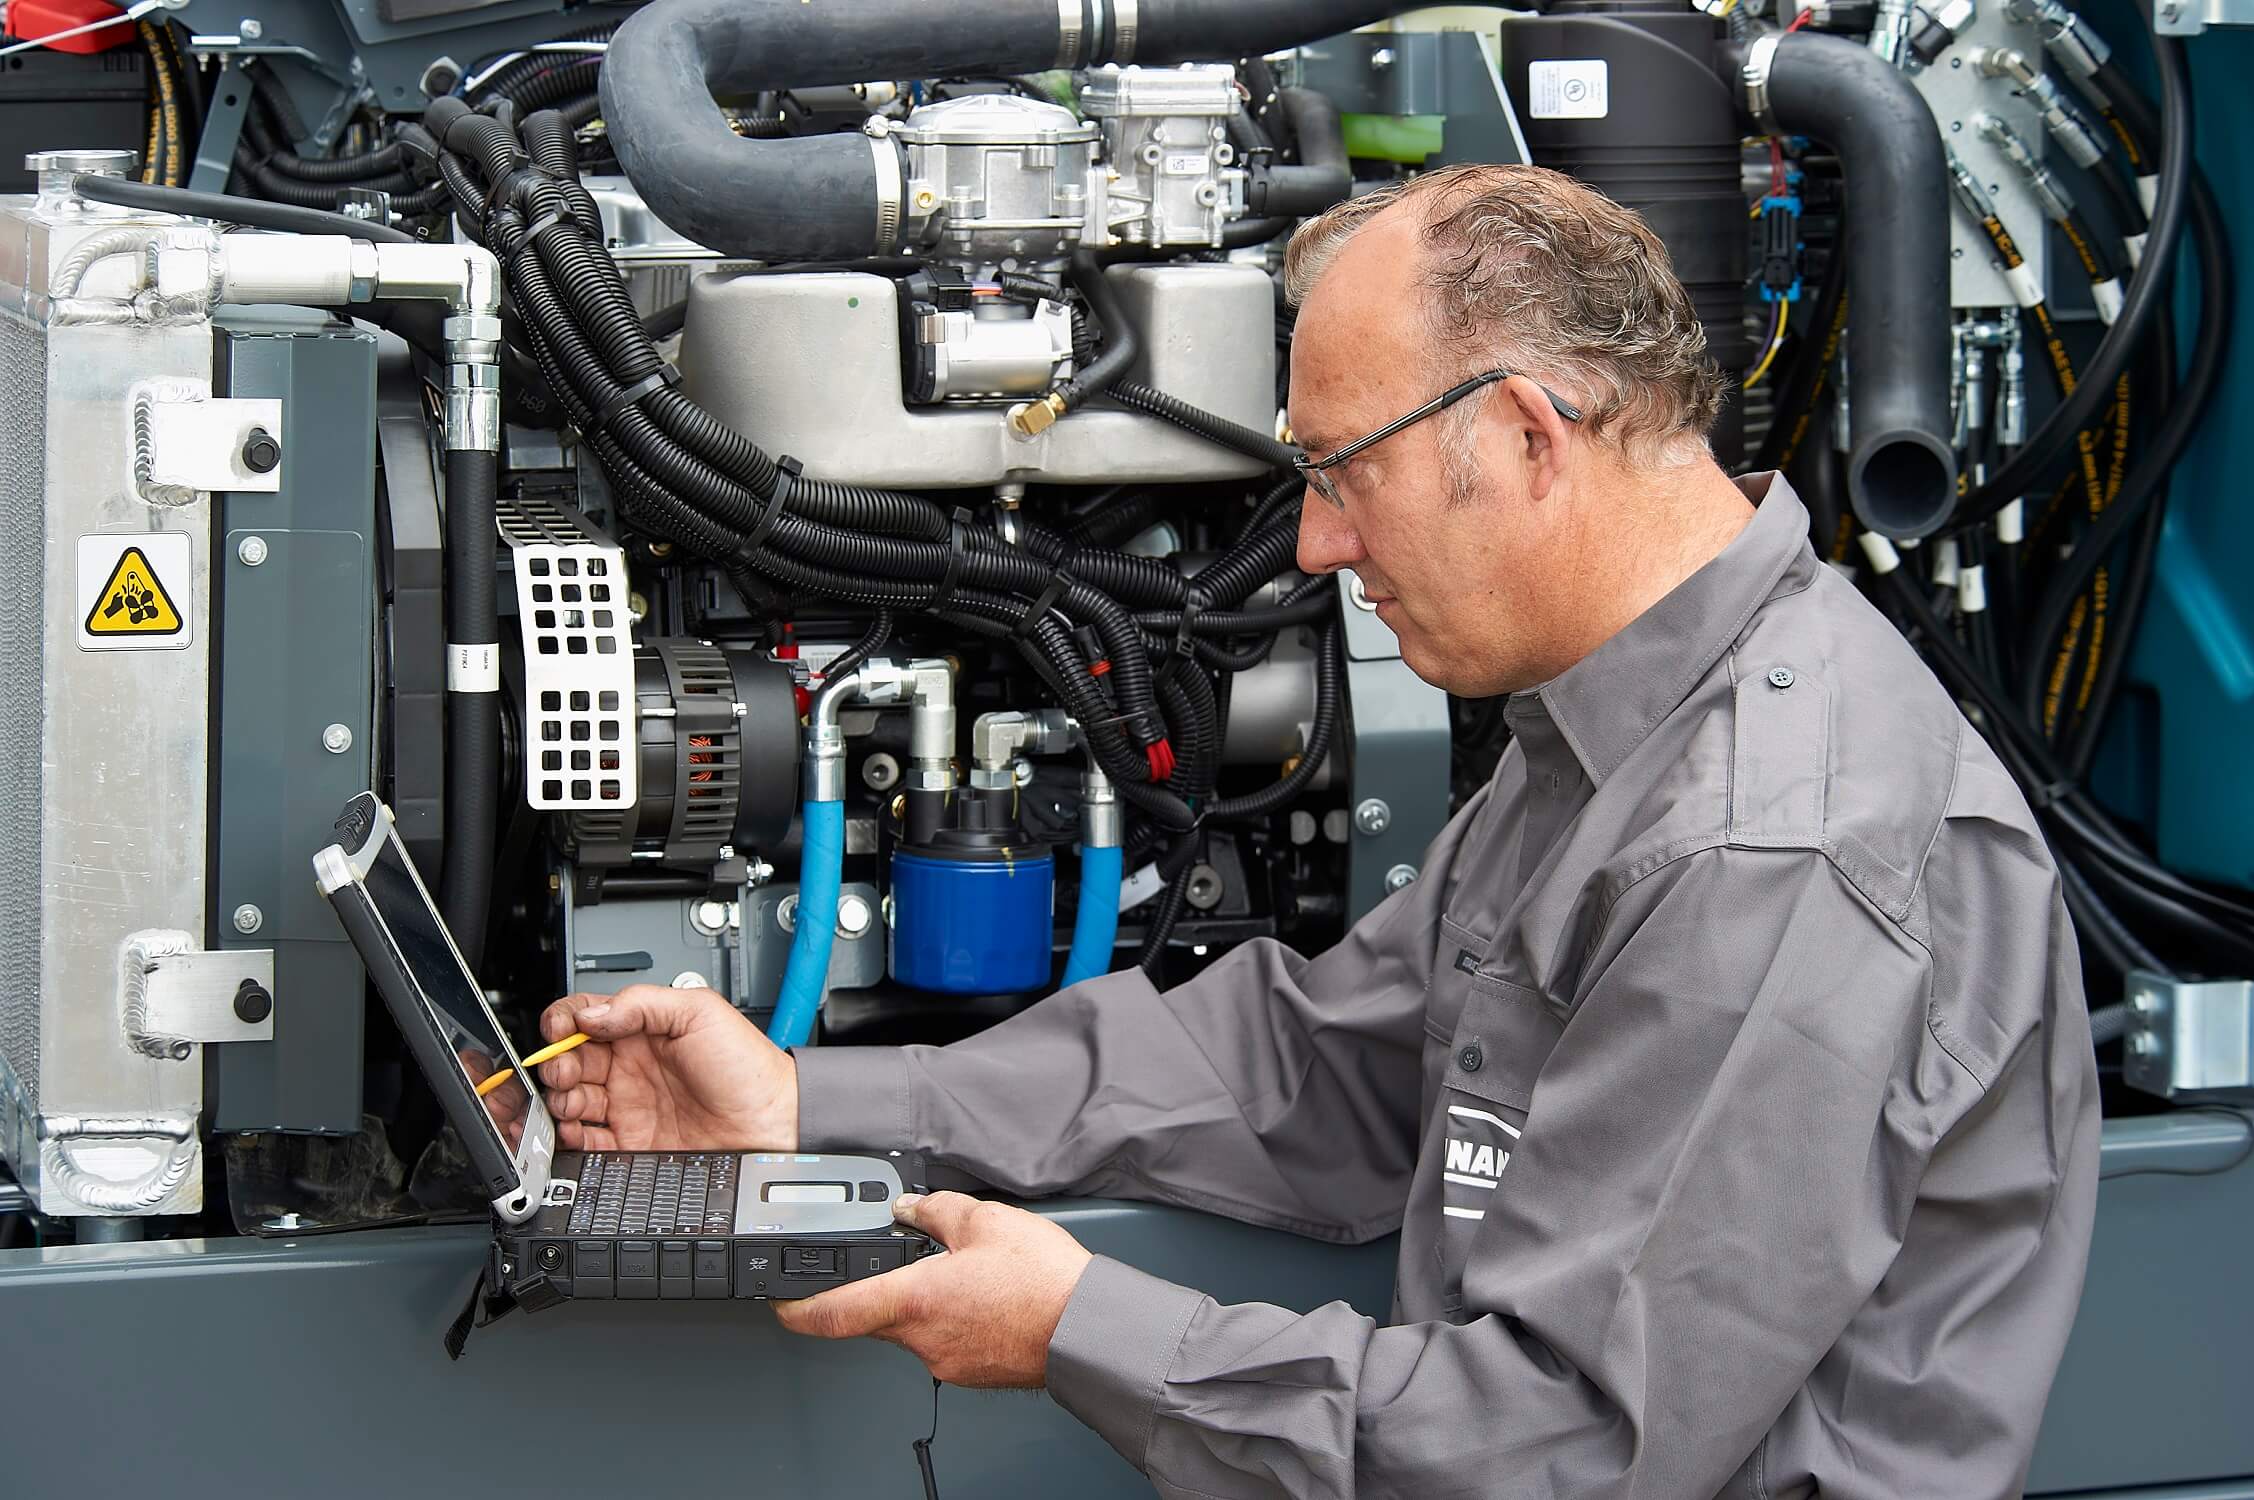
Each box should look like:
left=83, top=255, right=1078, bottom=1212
left=1008, top=391, right=1069, bottom=438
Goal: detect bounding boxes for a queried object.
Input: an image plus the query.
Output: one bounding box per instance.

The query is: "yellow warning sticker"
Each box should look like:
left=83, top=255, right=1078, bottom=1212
left=85, top=547, right=184, bottom=637
left=77, top=533, right=193, bottom=651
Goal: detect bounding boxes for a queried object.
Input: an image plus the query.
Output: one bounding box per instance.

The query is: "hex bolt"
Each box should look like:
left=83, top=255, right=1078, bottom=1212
left=237, top=535, right=269, bottom=567
left=777, top=895, right=800, bottom=933
left=1768, top=666, right=1797, bottom=689
left=670, top=971, right=709, bottom=990
left=238, top=17, right=262, bottom=38
left=321, top=722, right=353, bottom=754
left=232, top=903, right=263, bottom=935
left=837, top=893, right=873, bottom=938
left=1355, top=798, right=1393, bottom=836
left=233, top=979, right=273, bottom=1024
left=1385, top=864, right=1420, bottom=893
left=691, top=899, right=729, bottom=936
left=240, top=425, right=281, bottom=474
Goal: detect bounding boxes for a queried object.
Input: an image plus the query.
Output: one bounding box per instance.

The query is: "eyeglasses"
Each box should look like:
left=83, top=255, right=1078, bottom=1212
left=1291, top=368, right=1584, bottom=510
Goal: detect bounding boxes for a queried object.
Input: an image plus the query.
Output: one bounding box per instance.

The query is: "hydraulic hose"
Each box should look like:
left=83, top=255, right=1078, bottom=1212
left=1064, top=844, right=1124, bottom=986
left=1727, top=31, right=1955, bottom=538
left=441, top=449, right=500, bottom=974
left=1962, top=22, right=2193, bottom=524
left=771, top=801, right=842, bottom=1048
left=596, top=0, right=1404, bottom=260
left=1247, top=88, right=1351, bottom=218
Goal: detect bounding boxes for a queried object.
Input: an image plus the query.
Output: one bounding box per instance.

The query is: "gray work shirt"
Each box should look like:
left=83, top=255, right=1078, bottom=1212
left=797, top=474, right=2101, bottom=1499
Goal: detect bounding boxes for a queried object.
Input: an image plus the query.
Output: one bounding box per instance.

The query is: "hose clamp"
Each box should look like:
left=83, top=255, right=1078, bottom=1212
left=866, top=125, right=905, bottom=255
left=1113, top=0, right=1137, bottom=62
left=1742, top=33, right=1783, bottom=135
left=1056, top=0, right=1084, bottom=68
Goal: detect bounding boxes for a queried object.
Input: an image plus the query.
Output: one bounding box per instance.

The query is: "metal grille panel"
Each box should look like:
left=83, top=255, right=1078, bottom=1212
left=0, top=308, right=47, bottom=1108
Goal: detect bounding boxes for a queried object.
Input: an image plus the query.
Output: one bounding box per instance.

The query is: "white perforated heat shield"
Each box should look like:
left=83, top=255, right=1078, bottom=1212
left=496, top=496, right=637, bottom=811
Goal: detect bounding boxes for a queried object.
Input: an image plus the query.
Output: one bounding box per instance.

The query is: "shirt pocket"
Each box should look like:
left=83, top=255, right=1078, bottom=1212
left=1433, top=975, right=1560, bottom=1310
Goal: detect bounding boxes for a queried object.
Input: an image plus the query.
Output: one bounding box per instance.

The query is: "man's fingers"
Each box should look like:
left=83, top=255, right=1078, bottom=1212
left=538, top=1041, right=607, bottom=1092
left=893, top=1190, right=983, bottom=1248
left=556, top=1119, right=618, bottom=1152
left=563, top=983, right=722, bottom=1043
left=545, top=1080, right=609, bottom=1125
left=772, top=1265, right=921, bottom=1341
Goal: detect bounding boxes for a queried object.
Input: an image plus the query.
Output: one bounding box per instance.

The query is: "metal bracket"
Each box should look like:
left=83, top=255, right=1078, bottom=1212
left=136, top=383, right=285, bottom=502
left=2124, top=971, right=2254, bottom=1098
left=2154, top=0, right=2254, bottom=34
left=140, top=947, right=277, bottom=1049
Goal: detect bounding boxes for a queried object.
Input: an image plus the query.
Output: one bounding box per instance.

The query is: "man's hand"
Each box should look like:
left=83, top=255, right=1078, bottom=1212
left=536, top=984, right=797, bottom=1152
left=773, top=1193, right=1094, bottom=1388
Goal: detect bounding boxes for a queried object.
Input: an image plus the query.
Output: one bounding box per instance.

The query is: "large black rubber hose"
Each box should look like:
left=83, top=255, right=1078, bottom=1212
left=1248, top=88, right=1351, bottom=218
left=597, top=0, right=1404, bottom=260
left=1057, top=250, right=1138, bottom=409
left=69, top=174, right=419, bottom=241
left=440, top=448, right=500, bottom=975
left=1724, top=31, right=1956, bottom=538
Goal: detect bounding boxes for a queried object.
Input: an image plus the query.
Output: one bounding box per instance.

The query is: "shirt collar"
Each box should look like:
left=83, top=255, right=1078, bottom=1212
left=1507, top=471, right=1815, bottom=788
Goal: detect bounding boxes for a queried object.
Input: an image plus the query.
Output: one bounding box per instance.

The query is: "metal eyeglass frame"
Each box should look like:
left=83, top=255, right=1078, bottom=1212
left=1292, top=367, right=1584, bottom=509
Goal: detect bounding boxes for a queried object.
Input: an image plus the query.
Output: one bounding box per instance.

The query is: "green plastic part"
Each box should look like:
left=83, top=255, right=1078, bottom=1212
left=1341, top=114, right=1447, bottom=165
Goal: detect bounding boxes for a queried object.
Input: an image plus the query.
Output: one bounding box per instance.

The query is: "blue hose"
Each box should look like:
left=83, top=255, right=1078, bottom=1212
left=769, top=798, right=843, bottom=1048
left=1060, top=843, right=1123, bottom=989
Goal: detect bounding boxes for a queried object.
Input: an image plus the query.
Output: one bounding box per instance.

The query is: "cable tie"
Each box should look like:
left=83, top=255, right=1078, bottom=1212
left=727, top=456, right=802, bottom=568
left=1010, top=569, right=1076, bottom=642
left=927, top=507, right=975, bottom=614
left=1173, top=587, right=1208, bottom=662
left=588, top=364, right=682, bottom=438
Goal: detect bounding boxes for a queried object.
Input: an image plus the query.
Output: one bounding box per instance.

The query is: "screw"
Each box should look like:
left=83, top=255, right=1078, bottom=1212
left=263, top=1212, right=303, bottom=1232
left=238, top=17, right=262, bottom=38
left=1346, top=573, right=1377, bottom=611
left=691, top=899, right=729, bottom=936
left=1012, top=757, right=1036, bottom=788
left=777, top=894, right=800, bottom=932
left=1354, top=798, right=1392, bottom=836
left=321, top=722, right=353, bottom=754
left=670, top=970, right=709, bottom=990
left=862, top=752, right=901, bottom=792
left=2129, top=1030, right=2161, bottom=1057
left=1950, top=119, right=1963, bottom=133
left=1371, top=46, right=1396, bottom=69
left=237, top=535, right=268, bottom=567
left=2131, top=989, right=2158, bottom=1015
left=1768, top=666, right=1797, bottom=689
left=240, top=425, right=281, bottom=474
left=232, top=979, right=272, bottom=1024
left=1385, top=864, right=1420, bottom=893
left=232, top=903, right=263, bottom=935
left=837, top=894, right=873, bottom=938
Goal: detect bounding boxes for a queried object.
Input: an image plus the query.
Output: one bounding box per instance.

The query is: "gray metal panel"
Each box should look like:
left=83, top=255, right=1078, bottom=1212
left=209, top=318, right=378, bottom=1134
left=2026, top=1110, right=2254, bottom=1494
left=1336, top=575, right=1453, bottom=921
left=1904, top=9, right=2053, bottom=309
left=0, top=1119, right=2247, bottom=1494
left=0, top=1201, right=1397, bottom=1499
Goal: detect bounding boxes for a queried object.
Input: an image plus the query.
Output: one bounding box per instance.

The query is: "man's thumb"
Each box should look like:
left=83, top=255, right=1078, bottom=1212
left=894, top=1189, right=980, bottom=1247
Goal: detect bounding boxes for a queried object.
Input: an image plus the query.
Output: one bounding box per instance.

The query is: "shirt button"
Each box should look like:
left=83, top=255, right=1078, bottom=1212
left=1458, top=1044, right=1484, bottom=1073
left=1768, top=666, right=1797, bottom=689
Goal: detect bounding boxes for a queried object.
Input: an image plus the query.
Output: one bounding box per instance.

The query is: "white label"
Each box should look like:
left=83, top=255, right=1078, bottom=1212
left=1119, top=863, right=1166, bottom=912
left=1161, top=152, right=1207, bottom=176
left=449, top=642, right=501, bottom=693
left=1858, top=532, right=1903, bottom=576
left=2004, top=262, right=2045, bottom=309
left=2137, top=174, right=2159, bottom=215
left=1528, top=60, right=1608, bottom=120
left=2091, top=278, right=2125, bottom=325
left=2124, top=232, right=2148, bottom=269
left=77, top=532, right=192, bottom=651
left=1996, top=497, right=2026, bottom=546
left=1958, top=563, right=1989, bottom=615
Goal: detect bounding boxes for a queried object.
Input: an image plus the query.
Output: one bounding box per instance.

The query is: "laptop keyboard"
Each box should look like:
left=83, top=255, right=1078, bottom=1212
left=567, top=1152, right=737, bottom=1236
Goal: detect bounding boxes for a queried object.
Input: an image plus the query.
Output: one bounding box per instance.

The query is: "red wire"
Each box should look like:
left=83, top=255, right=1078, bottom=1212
left=1786, top=8, right=1814, bottom=29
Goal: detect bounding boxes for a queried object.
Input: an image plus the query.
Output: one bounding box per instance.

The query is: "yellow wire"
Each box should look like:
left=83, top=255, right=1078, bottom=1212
left=475, top=1032, right=589, bottom=1097
left=1743, top=298, right=1790, bottom=390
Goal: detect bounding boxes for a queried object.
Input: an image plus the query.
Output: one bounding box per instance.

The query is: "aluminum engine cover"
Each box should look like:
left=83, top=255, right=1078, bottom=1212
left=678, top=263, right=1277, bottom=489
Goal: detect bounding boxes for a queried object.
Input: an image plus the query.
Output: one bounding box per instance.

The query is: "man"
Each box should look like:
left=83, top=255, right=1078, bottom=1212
left=536, top=165, right=2100, bottom=1497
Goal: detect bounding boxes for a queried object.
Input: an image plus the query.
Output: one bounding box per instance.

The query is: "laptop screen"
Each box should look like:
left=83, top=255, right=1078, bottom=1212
left=362, top=821, right=538, bottom=1152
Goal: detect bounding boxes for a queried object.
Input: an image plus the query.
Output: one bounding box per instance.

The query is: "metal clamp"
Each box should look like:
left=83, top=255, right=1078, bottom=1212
left=867, top=121, right=906, bottom=253
left=121, top=930, right=277, bottom=1057
left=1055, top=0, right=1084, bottom=68
left=1742, top=33, right=1783, bottom=135
left=1113, top=0, right=1138, bottom=61
left=2124, top=972, right=2254, bottom=1099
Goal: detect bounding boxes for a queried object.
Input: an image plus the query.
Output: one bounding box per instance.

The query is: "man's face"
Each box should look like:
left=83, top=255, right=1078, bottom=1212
left=1289, top=215, right=1574, bottom=697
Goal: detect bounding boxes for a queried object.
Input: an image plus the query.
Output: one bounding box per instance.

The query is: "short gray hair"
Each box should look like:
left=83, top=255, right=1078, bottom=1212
left=1285, top=164, right=1727, bottom=478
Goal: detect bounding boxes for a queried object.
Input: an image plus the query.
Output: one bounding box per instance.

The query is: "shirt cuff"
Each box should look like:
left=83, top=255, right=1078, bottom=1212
left=791, top=1044, right=913, bottom=1152
left=1046, top=1255, right=1205, bottom=1473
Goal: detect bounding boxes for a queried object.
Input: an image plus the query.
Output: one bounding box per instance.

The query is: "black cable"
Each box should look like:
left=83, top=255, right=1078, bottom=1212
left=1055, top=249, right=1137, bottom=410
left=1958, top=20, right=2194, bottom=524
left=69, top=175, right=418, bottom=242
left=823, top=609, right=894, bottom=686
left=1104, top=381, right=1300, bottom=470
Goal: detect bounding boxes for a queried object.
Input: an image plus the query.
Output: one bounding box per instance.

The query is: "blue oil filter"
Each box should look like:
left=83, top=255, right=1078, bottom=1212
left=890, top=834, right=1055, bottom=995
